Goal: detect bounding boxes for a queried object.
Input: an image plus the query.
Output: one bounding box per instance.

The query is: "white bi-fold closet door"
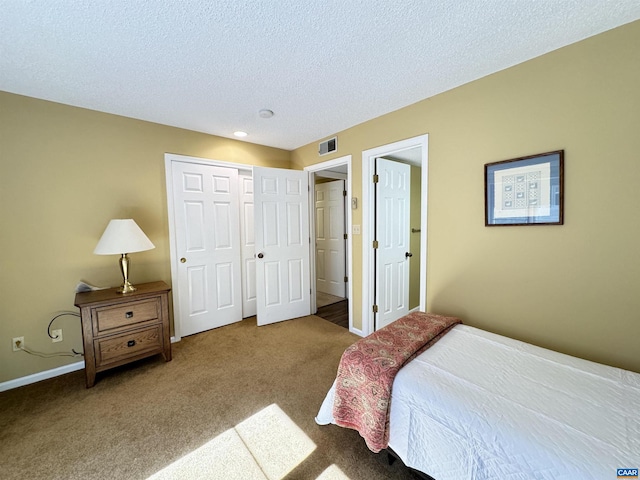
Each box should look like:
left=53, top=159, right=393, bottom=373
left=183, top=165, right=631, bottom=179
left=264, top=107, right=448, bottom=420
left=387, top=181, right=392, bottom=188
left=253, top=166, right=311, bottom=326
left=166, top=156, right=311, bottom=338
left=238, top=171, right=257, bottom=318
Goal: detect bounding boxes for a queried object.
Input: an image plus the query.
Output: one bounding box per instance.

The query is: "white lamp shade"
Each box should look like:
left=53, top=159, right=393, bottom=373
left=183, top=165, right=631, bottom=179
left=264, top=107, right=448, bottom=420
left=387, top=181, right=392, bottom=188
left=94, top=219, right=155, bottom=255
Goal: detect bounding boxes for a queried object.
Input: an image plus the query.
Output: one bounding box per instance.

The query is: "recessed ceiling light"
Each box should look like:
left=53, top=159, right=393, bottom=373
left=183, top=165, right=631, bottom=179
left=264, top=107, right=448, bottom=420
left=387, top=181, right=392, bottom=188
left=234, top=131, right=248, bottom=137
left=258, top=109, right=274, bottom=119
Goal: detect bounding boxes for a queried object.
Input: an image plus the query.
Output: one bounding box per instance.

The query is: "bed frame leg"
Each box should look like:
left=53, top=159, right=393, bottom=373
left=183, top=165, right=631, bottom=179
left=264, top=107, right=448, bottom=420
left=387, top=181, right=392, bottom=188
left=384, top=447, right=436, bottom=480
left=385, top=448, right=398, bottom=465
left=386, top=451, right=397, bottom=466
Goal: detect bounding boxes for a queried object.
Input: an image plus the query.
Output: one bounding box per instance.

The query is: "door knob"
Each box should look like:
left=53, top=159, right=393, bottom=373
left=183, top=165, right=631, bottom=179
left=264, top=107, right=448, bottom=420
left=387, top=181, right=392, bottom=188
left=405, top=252, right=413, bottom=258
left=180, top=257, right=186, bottom=263
left=257, top=253, right=264, bottom=259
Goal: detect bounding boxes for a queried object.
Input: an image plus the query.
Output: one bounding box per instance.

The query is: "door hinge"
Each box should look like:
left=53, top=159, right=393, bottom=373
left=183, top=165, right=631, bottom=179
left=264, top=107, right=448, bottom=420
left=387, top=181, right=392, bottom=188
left=343, top=190, right=347, bottom=197
left=372, top=240, right=379, bottom=249
left=373, top=174, right=379, bottom=183
left=343, top=233, right=348, bottom=240
left=344, top=276, right=348, bottom=283
left=372, top=304, right=379, bottom=313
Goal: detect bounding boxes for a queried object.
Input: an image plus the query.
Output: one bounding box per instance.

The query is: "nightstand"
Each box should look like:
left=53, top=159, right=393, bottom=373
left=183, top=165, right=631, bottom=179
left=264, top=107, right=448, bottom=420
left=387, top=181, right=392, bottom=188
left=74, top=281, right=172, bottom=388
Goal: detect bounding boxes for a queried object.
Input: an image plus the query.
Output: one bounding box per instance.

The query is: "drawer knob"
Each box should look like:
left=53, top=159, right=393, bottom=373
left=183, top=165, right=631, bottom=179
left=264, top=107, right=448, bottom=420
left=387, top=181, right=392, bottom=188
left=125, top=311, right=134, bottom=318
left=127, top=340, right=136, bottom=347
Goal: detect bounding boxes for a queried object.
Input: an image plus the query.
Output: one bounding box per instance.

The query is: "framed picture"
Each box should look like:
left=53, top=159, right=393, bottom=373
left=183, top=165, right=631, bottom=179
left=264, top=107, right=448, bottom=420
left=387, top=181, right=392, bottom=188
left=485, top=150, right=564, bottom=226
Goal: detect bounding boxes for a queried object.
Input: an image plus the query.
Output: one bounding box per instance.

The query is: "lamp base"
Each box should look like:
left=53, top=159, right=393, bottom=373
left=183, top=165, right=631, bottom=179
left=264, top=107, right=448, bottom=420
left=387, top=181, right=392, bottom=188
left=118, top=254, right=137, bottom=294
left=118, top=281, right=137, bottom=294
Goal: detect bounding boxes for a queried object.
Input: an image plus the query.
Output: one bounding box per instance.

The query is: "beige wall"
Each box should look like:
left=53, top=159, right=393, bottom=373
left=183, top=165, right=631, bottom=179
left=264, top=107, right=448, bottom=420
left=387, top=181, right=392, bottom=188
left=292, top=20, right=640, bottom=372
left=2, top=20, right=639, bottom=385
left=0, top=92, right=290, bottom=383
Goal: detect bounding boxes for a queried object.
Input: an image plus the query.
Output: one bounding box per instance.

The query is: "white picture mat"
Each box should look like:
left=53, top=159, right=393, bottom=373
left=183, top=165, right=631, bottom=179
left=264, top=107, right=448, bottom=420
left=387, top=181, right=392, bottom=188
left=493, top=161, right=551, bottom=219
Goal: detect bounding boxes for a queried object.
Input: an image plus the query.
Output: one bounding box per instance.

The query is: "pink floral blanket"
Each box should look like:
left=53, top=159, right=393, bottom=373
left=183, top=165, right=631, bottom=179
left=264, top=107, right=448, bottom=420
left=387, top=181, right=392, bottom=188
left=332, top=312, right=461, bottom=452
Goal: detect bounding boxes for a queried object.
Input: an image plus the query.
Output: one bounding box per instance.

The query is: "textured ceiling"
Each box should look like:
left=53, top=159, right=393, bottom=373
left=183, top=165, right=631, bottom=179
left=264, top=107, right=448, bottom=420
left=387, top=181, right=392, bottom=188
left=1, top=1, right=639, bottom=150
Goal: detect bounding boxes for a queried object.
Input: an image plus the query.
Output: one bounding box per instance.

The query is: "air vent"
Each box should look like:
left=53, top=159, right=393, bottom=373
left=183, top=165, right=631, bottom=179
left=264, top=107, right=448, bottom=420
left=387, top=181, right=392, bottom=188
left=318, top=137, right=337, bottom=156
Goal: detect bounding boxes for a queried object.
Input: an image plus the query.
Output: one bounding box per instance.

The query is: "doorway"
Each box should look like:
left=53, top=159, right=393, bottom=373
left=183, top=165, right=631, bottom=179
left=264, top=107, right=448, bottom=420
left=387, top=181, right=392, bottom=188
left=361, top=135, right=429, bottom=336
left=305, top=155, right=353, bottom=331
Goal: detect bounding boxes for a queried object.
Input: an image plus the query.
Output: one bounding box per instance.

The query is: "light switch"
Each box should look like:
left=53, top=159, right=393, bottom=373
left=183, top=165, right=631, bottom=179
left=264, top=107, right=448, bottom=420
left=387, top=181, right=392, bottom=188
left=352, top=225, right=361, bottom=235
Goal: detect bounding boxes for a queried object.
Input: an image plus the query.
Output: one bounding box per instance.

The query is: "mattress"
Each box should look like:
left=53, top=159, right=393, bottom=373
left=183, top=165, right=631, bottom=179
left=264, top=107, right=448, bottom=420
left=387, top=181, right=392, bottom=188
left=317, top=324, right=640, bottom=479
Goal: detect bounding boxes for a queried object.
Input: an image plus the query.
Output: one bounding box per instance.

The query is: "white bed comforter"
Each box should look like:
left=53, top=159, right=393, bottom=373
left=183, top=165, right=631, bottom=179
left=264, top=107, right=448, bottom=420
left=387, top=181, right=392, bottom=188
left=316, top=325, right=640, bottom=479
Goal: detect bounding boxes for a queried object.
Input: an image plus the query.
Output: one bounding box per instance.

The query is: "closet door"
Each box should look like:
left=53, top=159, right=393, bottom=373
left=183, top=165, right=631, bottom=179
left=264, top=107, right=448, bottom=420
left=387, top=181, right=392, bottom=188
left=254, top=166, right=311, bottom=325
left=171, top=161, right=243, bottom=336
left=238, top=171, right=257, bottom=317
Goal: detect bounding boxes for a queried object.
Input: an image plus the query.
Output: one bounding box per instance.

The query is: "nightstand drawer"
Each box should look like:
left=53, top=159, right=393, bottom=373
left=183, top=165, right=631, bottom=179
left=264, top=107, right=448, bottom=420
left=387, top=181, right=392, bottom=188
left=93, top=298, right=159, bottom=334
left=94, top=325, right=162, bottom=368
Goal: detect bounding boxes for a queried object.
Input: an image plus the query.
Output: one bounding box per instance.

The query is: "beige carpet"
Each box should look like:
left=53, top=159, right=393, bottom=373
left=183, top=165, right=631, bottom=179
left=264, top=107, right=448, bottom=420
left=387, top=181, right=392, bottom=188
left=0, top=315, right=418, bottom=480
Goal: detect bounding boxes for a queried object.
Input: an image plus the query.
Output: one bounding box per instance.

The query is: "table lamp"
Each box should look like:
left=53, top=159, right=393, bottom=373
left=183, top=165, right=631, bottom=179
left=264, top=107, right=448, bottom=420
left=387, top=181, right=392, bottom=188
left=94, top=219, right=155, bottom=293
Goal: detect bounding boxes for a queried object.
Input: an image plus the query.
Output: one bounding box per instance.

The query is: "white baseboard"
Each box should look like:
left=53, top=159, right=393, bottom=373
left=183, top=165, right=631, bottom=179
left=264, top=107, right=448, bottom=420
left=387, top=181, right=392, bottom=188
left=1, top=339, right=180, bottom=393
left=0, top=361, right=85, bottom=393
left=350, top=326, right=364, bottom=337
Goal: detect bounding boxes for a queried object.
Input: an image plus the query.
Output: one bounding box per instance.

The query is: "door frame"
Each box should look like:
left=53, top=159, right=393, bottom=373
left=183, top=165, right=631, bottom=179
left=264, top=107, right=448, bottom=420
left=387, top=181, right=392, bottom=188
left=361, top=135, right=429, bottom=336
left=165, top=153, right=251, bottom=341
left=304, top=155, right=354, bottom=333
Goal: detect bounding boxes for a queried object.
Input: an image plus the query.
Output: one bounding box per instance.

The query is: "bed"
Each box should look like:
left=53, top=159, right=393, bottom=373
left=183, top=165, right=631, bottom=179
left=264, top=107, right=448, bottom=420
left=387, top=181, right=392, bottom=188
left=316, top=312, right=640, bottom=479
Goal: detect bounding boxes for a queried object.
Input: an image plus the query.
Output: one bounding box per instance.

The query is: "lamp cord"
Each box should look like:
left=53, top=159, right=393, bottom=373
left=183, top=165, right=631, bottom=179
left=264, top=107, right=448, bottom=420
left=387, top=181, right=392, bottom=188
left=47, top=312, right=80, bottom=339
left=17, top=345, right=83, bottom=358
left=38, top=311, right=85, bottom=356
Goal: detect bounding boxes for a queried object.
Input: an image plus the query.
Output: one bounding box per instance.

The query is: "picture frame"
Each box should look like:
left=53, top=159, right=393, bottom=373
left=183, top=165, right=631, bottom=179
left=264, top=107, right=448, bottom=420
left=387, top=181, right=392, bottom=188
left=485, top=150, right=564, bottom=226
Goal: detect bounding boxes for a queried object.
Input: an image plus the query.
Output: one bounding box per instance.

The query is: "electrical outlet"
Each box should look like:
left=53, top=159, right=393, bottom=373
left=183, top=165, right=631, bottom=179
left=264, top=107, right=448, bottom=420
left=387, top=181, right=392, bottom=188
left=51, top=329, right=63, bottom=343
left=12, top=336, right=24, bottom=352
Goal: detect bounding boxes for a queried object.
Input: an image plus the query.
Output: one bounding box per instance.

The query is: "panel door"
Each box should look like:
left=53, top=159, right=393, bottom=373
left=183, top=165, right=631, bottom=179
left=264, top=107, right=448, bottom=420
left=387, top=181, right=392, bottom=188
left=375, top=158, right=411, bottom=330
left=239, top=171, right=257, bottom=318
left=315, top=180, right=346, bottom=298
left=171, top=161, right=242, bottom=336
left=254, top=167, right=311, bottom=326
